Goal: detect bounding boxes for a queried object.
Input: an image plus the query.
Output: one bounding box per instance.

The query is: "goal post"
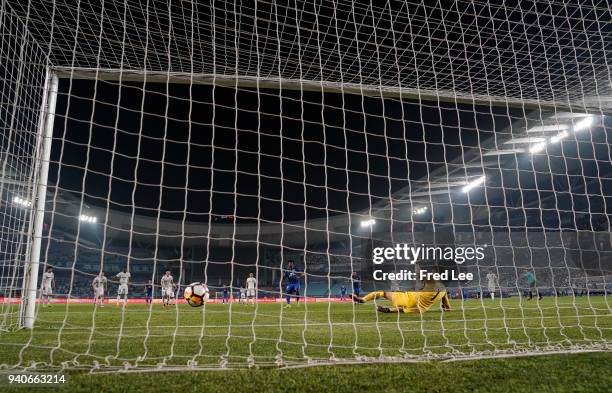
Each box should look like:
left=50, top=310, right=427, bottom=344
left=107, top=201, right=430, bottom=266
left=18, top=71, right=58, bottom=329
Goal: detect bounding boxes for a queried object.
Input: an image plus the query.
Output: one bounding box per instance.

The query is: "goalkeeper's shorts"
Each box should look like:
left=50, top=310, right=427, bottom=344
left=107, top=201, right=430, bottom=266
left=390, top=291, right=446, bottom=313
left=390, top=292, right=418, bottom=310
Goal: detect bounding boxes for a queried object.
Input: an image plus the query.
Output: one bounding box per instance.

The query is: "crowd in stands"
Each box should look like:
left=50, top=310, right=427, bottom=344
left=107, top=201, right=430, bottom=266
left=35, top=240, right=610, bottom=299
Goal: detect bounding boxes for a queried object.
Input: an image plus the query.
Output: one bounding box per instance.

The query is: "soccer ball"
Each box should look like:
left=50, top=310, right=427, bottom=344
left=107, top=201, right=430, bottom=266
left=183, top=282, right=208, bottom=307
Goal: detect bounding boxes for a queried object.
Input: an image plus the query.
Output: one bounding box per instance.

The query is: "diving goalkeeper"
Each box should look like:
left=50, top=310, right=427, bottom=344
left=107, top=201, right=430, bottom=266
left=352, top=272, right=451, bottom=314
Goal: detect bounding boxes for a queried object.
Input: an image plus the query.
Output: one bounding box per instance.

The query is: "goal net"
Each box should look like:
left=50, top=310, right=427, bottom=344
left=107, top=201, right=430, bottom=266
left=1, top=0, right=610, bottom=371
left=0, top=5, right=50, bottom=331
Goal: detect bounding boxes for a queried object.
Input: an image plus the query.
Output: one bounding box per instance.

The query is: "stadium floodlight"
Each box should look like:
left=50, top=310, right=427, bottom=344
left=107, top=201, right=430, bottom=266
left=503, top=136, right=546, bottom=144
left=572, top=116, right=595, bottom=132
left=79, top=214, right=97, bottom=223
left=12, top=196, right=32, bottom=207
left=482, top=148, right=525, bottom=156
left=461, top=176, right=486, bottom=193
left=526, top=124, right=569, bottom=133
left=360, top=218, right=375, bottom=228
left=548, top=112, right=592, bottom=119
left=412, top=207, right=428, bottom=215
left=528, top=142, right=547, bottom=154
left=550, top=130, right=569, bottom=144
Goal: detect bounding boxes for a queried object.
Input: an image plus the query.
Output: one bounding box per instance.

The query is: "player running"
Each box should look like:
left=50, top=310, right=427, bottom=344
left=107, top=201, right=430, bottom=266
left=246, top=273, right=257, bottom=304
left=92, top=272, right=108, bottom=307
left=352, top=277, right=451, bottom=314
left=160, top=269, right=176, bottom=308
left=145, top=279, right=153, bottom=304
left=114, top=266, right=131, bottom=308
left=486, top=271, right=497, bottom=300
left=283, top=260, right=304, bottom=308
left=525, top=269, right=542, bottom=301
left=351, top=271, right=361, bottom=297
left=41, top=266, right=55, bottom=307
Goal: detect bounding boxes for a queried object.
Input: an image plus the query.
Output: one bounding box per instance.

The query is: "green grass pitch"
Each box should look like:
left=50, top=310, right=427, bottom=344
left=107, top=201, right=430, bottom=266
left=0, top=296, right=610, bottom=392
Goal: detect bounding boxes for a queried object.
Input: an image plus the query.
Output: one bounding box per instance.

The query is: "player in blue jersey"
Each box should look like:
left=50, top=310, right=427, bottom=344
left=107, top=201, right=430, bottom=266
left=351, top=271, right=361, bottom=297
left=222, top=285, right=230, bottom=304
left=283, top=260, right=304, bottom=308
left=145, top=279, right=153, bottom=304
left=340, top=284, right=347, bottom=301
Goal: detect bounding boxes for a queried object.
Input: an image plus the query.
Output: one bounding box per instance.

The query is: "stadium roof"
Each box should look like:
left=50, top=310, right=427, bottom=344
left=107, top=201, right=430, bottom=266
left=42, top=106, right=608, bottom=247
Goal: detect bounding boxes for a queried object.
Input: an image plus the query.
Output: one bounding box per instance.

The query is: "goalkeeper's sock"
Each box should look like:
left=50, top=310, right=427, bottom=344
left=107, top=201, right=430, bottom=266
left=363, top=291, right=385, bottom=302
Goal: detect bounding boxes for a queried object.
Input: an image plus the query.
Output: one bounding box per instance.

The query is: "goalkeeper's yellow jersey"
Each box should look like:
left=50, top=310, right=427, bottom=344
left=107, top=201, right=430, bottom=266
left=390, top=290, right=448, bottom=313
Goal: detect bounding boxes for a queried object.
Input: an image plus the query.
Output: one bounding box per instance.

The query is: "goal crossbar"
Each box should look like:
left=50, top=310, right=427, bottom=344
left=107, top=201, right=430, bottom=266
left=51, top=67, right=604, bottom=115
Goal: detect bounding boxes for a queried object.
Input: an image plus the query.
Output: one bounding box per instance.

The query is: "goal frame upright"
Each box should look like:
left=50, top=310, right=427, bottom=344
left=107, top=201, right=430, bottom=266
left=19, top=70, right=58, bottom=329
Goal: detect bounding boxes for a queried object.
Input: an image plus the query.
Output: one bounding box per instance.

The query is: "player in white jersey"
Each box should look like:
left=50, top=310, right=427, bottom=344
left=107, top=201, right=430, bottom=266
left=41, top=266, right=55, bottom=307
left=486, top=271, right=497, bottom=300
left=160, top=269, right=175, bottom=308
left=239, top=287, right=246, bottom=303
left=114, top=266, right=131, bottom=308
left=246, top=273, right=257, bottom=305
left=92, top=272, right=108, bottom=307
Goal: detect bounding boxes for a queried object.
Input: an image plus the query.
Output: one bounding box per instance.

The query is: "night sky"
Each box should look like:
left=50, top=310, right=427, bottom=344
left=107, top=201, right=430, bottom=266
left=49, top=78, right=517, bottom=223
left=48, top=78, right=611, bottom=229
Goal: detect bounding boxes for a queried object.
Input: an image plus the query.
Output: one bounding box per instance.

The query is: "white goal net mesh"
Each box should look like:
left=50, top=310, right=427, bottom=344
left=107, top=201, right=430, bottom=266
left=0, top=0, right=610, bottom=371
left=0, top=5, right=49, bottom=331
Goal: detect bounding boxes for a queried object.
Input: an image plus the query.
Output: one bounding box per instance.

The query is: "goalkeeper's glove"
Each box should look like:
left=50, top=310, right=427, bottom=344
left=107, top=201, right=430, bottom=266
left=377, top=305, right=391, bottom=313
